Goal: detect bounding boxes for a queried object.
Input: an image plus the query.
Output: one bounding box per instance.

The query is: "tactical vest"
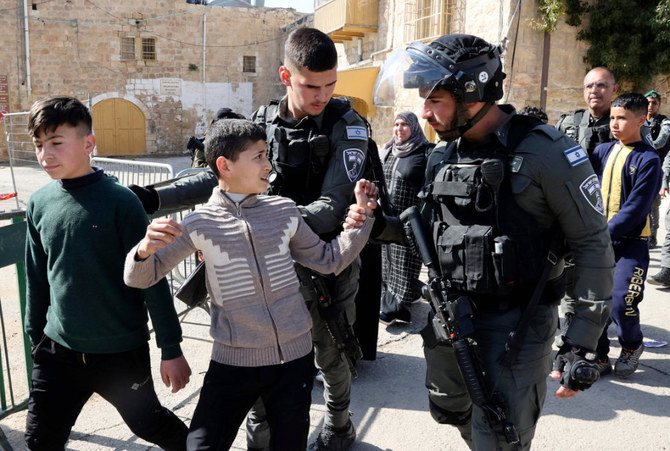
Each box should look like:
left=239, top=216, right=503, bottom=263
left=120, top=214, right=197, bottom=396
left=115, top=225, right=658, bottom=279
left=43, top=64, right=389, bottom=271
left=424, top=116, right=548, bottom=301
left=649, top=114, right=670, bottom=161
left=558, top=109, right=611, bottom=155
left=255, top=97, right=390, bottom=213
left=255, top=98, right=350, bottom=206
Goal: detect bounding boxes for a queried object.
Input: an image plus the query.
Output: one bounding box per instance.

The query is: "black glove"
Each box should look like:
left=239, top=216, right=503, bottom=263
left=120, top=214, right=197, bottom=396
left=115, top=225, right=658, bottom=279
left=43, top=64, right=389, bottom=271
left=186, top=135, right=205, bottom=151
left=556, top=348, right=600, bottom=391
left=129, top=184, right=160, bottom=214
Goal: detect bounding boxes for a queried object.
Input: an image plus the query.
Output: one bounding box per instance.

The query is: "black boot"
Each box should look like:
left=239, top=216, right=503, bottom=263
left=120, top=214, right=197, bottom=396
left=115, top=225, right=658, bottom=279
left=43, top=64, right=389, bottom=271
left=648, top=267, right=670, bottom=287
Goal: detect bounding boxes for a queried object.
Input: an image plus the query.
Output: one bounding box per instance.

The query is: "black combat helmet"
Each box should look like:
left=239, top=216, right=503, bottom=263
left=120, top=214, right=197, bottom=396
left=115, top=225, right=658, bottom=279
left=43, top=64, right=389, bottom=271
left=374, top=34, right=505, bottom=107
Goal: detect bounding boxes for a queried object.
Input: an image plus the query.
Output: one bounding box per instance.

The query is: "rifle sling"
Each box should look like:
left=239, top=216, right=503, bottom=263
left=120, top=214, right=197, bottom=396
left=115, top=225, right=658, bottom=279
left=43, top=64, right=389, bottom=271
left=497, top=232, right=563, bottom=368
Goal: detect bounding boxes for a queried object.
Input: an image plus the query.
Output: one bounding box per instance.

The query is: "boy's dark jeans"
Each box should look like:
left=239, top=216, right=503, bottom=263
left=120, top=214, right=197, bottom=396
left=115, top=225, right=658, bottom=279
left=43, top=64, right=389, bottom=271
left=187, top=351, right=315, bottom=451
left=25, top=337, right=187, bottom=451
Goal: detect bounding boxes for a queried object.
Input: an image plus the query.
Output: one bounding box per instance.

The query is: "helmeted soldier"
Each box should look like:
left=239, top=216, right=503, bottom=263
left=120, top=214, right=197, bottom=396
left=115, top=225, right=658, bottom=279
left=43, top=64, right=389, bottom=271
left=353, top=34, right=615, bottom=450
left=555, top=67, right=618, bottom=155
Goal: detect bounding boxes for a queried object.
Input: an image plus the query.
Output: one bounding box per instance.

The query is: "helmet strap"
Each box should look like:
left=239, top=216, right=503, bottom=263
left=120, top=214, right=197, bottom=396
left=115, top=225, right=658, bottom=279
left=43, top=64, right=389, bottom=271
left=438, top=101, right=494, bottom=141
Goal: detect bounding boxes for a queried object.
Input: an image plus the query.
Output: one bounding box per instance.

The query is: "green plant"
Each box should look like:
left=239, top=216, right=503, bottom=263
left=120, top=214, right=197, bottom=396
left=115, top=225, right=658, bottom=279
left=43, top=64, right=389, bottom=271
left=528, top=0, right=566, bottom=32
left=188, top=63, right=198, bottom=71
left=532, top=0, right=670, bottom=88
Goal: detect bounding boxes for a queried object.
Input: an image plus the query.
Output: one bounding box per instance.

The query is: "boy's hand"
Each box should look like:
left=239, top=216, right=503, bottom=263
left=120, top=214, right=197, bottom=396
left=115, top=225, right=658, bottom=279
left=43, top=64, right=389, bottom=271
left=160, top=355, right=192, bottom=393
left=354, top=178, right=378, bottom=213
left=345, top=179, right=378, bottom=229
left=136, top=218, right=183, bottom=260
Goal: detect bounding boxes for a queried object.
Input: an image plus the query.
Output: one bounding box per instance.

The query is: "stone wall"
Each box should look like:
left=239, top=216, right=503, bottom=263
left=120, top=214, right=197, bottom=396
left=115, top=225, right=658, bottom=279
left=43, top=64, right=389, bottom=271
left=0, top=1, right=307, bottom=159
left=332, top=0, right=653, bottom=141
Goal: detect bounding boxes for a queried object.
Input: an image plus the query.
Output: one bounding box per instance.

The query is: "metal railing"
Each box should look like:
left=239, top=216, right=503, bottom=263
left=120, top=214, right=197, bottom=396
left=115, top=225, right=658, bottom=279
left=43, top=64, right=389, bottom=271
left=90, top=157, right=175, bottom=186
left=0, top=212, right=32, bottom=450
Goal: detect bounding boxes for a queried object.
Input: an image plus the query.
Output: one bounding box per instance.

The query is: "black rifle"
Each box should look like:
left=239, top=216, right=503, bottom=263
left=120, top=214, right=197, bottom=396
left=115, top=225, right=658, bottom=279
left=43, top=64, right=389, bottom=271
left=311, top=274, right=364, bottom=379
left=400, top=205, right=520, bottom=447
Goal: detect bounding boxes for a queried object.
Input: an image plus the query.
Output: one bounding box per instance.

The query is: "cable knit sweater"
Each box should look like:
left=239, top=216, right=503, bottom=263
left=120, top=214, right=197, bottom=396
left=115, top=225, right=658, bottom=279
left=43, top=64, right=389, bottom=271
left=125, top=188, right=373, bottom=367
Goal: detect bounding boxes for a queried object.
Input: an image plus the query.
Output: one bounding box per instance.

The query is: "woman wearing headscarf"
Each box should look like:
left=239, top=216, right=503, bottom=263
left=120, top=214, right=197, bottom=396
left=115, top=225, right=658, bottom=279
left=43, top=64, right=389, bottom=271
left=379, top=111, right=434, bottom=325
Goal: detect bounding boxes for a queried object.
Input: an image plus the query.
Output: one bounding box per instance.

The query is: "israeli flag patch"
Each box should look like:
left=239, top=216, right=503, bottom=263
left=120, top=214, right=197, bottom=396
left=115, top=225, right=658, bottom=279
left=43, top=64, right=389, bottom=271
left=346, top=126, right=367, bottom=140
left=563, top=145, right=588, bottom=167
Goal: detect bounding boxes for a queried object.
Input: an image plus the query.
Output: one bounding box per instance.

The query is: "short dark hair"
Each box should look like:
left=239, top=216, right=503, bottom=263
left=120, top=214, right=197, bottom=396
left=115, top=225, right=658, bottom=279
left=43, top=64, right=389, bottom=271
left=205, top=119, right=267, bottom=177
left=611, top=93, right=648, bottom=117
left=28, top=96, right=92, bottom=138
left=518, top=105, right=548, bottom=123
left=284, top=27, right=337, bottom=72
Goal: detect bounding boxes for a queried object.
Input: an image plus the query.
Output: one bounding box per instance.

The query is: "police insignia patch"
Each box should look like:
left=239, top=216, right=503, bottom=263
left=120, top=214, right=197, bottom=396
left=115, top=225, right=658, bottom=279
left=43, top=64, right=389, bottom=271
left=510, top=155, right=523, bottom=173
left=343, top=148, right=365, bottom=182
left=580, top=174, right=605, bottom=215
left=563, top=145, right=588, bottom=167
left=346, top=126, right=367, bottom=140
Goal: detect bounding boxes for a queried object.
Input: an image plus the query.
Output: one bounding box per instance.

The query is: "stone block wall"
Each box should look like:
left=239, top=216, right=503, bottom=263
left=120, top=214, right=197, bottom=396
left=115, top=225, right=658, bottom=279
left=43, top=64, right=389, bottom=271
left=0, top=0, right=306, bottom=159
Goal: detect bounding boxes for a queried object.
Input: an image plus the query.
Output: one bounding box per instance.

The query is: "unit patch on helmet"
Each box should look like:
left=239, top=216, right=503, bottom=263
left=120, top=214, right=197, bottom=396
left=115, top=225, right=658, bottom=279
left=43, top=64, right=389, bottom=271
left=579, top=174, right=605, bottom=216
left=478, top=71, right=489, bottom=83
left=346, top=126, right=368, bottom=140
left=343, top=148, right=365, bottom=182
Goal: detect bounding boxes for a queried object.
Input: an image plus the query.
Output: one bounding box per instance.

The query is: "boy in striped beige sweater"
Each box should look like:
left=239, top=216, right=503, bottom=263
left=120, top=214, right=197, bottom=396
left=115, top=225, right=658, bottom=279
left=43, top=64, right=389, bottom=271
left=124, top=119, right=377, bottom=450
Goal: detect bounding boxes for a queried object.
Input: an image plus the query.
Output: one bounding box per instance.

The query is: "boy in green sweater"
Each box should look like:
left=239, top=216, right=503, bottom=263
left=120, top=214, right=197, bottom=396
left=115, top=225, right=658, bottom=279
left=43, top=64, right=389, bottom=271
left=23, top=95, right=191, bottom=450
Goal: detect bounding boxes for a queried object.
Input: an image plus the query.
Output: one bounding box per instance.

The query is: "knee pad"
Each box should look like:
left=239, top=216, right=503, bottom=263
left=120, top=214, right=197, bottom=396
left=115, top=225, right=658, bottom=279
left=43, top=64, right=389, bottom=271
left=429, top=399, right=472, bottom=426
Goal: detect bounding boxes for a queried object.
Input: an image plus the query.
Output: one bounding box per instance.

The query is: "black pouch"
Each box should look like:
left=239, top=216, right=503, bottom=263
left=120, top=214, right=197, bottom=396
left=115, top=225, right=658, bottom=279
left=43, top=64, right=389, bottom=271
left=492, top=235, right=518, bottom=295
left=436, top=224, right=496, bottom=293
left=175, top=261, right=208, bottom=307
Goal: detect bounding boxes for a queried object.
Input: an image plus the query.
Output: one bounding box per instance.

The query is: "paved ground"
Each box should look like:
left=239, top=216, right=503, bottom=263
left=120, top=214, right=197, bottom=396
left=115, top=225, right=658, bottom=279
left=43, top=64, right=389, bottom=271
left=1, top=156, right=669, bottom=450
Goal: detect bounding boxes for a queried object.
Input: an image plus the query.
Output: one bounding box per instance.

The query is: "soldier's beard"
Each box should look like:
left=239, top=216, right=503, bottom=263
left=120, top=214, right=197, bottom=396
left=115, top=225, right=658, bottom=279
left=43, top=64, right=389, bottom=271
left=434, top=116, right=461, bottom=142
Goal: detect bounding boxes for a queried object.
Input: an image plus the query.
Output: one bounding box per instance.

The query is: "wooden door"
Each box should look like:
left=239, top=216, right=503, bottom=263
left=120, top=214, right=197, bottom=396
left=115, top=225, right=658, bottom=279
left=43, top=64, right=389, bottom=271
left=92, top=98, right=146, bottom=156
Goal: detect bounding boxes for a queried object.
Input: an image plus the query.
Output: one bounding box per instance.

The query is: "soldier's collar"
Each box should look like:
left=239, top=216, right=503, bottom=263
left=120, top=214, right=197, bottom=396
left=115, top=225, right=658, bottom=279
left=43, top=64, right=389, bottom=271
left=488, top=104, right=517, bottom=147
left=278, top=96, right=325, bottom=129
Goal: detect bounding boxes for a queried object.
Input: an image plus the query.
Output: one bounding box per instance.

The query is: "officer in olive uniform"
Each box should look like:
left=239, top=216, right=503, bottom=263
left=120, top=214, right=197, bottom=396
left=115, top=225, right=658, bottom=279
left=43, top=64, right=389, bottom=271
left=644, top=90, right=670, bottom=247
left=362, top=34, right=615, bottom=450
left=130, top=28, right=369, bottom=451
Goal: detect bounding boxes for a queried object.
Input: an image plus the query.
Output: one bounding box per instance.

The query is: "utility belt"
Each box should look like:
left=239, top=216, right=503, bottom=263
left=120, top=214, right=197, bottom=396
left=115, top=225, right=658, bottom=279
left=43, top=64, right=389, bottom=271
left=465, top=270, right=566, bottom=312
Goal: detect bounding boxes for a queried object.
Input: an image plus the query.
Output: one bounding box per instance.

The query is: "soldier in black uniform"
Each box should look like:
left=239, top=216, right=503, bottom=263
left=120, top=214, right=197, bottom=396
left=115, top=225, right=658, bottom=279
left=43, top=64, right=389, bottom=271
left=644, top=90, right=670, bottom=247
left=350, top=34, right=614, bottom=450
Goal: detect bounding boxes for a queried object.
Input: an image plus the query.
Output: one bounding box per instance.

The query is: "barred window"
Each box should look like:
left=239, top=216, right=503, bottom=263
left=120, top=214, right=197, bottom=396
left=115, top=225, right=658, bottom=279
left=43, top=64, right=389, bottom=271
left=243, top=56, right=256, bottom=73
left=404, top=0, right=457, bottom=43
left=120, top=37, right=135, bottom=60
left=142, top=38, right=156, bottom=61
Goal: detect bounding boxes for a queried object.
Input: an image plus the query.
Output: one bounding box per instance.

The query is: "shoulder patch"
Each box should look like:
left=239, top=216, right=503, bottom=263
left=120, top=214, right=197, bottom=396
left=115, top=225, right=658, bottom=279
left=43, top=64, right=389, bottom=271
left=563, top=145, right=588, bottom=167
left=346, top=126, right=367, bottom=140
left=343, top=148, right=365, bottom=182
left=579, top=174, right=605, bottom=216
left=510, top=155, right=523, bottom=173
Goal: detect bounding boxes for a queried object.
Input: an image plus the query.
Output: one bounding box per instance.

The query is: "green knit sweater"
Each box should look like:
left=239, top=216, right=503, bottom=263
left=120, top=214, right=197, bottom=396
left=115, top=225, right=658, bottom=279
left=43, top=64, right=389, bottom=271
left=25, top=170, right=183, bottom=359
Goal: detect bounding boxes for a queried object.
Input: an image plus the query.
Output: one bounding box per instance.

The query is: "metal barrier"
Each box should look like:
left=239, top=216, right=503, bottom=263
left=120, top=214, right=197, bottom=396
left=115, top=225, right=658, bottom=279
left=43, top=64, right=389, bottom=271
left=1, top=112, right=30, bottom=211
left=0, top=211, right=32, bottom=449
left=1, top=112, right=33, bottom=168
left=91, top=157, right=175, bottom=186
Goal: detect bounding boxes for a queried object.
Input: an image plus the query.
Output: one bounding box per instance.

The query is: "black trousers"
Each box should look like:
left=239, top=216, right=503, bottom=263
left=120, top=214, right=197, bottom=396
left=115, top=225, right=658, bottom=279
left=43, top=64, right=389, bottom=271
left=25, top=337, right=187, bottom=451
left=187, top=351, right=314, bottom=451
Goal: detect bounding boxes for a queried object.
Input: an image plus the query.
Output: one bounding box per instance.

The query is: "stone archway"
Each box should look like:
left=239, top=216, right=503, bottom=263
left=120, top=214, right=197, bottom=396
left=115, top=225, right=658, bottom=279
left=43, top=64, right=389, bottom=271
left=91, top=97, right=147, bottom=156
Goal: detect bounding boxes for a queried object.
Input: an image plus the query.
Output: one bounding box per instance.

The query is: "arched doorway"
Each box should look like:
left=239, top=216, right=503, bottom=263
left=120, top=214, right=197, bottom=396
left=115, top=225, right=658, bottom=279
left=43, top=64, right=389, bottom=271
left=92, top=98, right=146, bottom=156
